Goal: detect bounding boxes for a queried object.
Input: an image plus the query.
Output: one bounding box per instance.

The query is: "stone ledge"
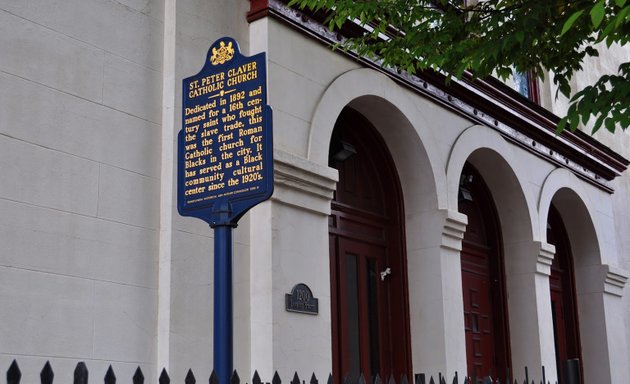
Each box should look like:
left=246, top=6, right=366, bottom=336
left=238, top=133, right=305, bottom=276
left=441, top=209, right=468, bottom=252
left=536, top=242, right=555, bottom=276
left=603, top=264, right=629, bottom=297
left=271, top=149, right=338, bottom=215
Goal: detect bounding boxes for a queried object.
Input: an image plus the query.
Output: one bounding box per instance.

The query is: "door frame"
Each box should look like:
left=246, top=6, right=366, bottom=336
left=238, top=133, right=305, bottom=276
left=548, top=205, right=583, bottom=383
left=328, top=107, right=412, bottom=382
left=459, top=164, right=511, bottom=379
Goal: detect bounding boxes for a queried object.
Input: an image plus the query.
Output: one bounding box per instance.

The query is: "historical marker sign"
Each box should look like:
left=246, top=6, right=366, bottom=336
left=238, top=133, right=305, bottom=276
left=286, top=283, right=319, bottom=315
left=178, top=37, right=273, bottom=226
left=177, top=37, right=273, bottom=384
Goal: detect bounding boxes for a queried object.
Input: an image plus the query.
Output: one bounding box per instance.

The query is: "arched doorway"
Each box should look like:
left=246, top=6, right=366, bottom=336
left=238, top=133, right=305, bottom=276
left=547, top=205, right=582, bottom=383
left=328, top=107, right=411, bottom=382
left=458, top=163, right=511, bottom=379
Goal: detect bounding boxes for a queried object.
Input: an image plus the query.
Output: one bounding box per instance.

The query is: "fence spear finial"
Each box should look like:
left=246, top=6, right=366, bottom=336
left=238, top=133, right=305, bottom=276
left=7, top=360, right=21, bottom=384
left=40, top=361, right=54, bottom=384
left=159, top=368, right=170, bottom=384
left=104, top=365, right=116, bottom=384
left=133, top=367, right=144, bottom=384
left=185, top=369, right=196, bottom=384
left=73, top=362, right=88, bottom=384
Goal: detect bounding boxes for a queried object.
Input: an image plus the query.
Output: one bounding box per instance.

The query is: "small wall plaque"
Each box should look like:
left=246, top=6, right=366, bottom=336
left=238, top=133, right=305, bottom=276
left=286, top=283, right=319, bottom=315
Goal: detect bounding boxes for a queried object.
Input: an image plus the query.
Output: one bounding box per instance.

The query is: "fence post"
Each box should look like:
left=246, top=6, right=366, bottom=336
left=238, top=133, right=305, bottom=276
left=272, top=371, right=282, bottom=384
left=104, top=366, right=116, bottom=384
left=252, top=371, right=262, bottom=384
left=73, top=362, right=88, bottom=384
left=7, top=360, right=21, bottom=384
left=291, top=372, right=301, bottom=384
left=132, top=367, right=144, bottom=384
left=40, top=361, right=53, bottom=384
left=231, top=370, right=240, bottom=384
left=185, top=369, right=196, bottom=384
left=159, top=368, right=170, bottom=384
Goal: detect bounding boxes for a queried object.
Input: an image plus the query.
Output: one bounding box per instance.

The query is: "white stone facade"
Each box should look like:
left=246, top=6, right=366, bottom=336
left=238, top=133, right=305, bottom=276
left=1, top=1, right=629, bottom=384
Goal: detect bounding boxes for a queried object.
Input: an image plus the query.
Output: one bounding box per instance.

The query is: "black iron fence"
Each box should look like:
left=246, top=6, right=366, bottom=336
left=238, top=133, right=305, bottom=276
left=5, top=360, right=576, bottom=384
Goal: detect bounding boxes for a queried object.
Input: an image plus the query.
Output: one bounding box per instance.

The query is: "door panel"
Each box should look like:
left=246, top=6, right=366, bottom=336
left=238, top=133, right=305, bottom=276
left=548, top=206, right=582, bottom=383
left=462, top=268, right=494, bottom=379
left=337, top=239, right=386, bottom=380
left=459, top=165, right=510, bottom=379
left=329, top=107, right=410, bottom=382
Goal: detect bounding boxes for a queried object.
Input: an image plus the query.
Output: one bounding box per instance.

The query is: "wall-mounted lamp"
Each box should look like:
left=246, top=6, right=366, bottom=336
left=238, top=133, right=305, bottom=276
left=330, top=140, right=357, bottom=162
left=458, top=188, right=473, bottom=202
left=459, top=173, right=474, bottom=186
left=458, top=173, right=474, bottom=202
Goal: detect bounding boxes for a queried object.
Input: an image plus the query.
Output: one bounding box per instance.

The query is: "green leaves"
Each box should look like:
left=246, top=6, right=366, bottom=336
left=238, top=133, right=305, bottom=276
left=290, top=0, right=630, bottom=134
left=561, top=10, right=584, bottom=36
left=562, top=66, right=630, bottom=133
left=590, top=1, right=606, bottom=28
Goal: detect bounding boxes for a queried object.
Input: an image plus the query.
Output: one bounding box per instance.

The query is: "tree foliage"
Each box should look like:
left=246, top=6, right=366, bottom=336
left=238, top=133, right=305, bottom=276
left=288, top=0, right=630, bottom=133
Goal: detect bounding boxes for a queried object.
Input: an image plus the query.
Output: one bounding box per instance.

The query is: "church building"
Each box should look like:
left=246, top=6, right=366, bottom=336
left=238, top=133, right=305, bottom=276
left=1, top=1, right=629, bottom=384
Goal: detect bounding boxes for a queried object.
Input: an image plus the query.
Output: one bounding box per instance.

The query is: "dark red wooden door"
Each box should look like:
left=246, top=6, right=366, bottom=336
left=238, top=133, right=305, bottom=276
left=329, top=108, right=411, bottom=382
left=461, top=245, right=497, bottom=379
left=336, top=238, right=389, bottom=380
left=547, top=206, right=582, bottom=384
left=459, top=165, right=510, bottom=380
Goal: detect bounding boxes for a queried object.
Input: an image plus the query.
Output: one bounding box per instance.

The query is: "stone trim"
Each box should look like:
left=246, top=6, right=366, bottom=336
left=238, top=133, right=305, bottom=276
left=271, top=149, right=338, bottom=215
left=536, top=242, right=555, bottom=276
left=441, top=210, right=468, bottom=252
left=248, top=0, right=629, bottom=193
left=603, top=265, right=629, bottom=297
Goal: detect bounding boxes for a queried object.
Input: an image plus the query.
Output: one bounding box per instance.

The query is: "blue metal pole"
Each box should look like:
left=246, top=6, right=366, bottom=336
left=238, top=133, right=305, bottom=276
left=213, top=224, right=233, bottom=384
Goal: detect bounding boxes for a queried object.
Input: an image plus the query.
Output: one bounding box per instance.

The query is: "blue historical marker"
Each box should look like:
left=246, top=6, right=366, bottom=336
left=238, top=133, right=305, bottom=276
left=177, top=37, right=273, bottom=384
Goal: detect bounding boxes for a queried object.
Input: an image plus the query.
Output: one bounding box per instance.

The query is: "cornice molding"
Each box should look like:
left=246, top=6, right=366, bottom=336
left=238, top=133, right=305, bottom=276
left=603, top=265, right=628, bottom=298
left=536, top=242, right=555, bottom=277
left=272, top=149, right=338, bottom=215
left=441, top=210, right=468, bottom=252
left=248, top=0, right=629, bottom=192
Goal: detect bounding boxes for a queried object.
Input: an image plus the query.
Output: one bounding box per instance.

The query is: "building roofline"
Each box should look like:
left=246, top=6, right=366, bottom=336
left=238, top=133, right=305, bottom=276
left=248, top=0, right=629, bottom=193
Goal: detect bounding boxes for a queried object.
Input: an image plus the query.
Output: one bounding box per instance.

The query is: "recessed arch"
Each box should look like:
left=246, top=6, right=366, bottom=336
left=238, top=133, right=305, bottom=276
left=546, top=203, right=583, bottom=384
left=446, top=125, right=537, bottom=246
left=308, top=68, right=445, bottom=215
left=538, top=168, right=601, bottom=268
left=328, top=107, right=412, bottom=381
left=458, top=162, right=511, bottom=379
left=311, top=67, right=474, bottom=376
left=447, top=125, right=548, bottom=377
left=538, top=168, right=613, bottom=383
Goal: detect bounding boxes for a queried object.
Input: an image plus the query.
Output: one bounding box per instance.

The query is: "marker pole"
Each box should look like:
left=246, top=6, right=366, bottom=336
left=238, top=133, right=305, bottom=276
left=213, top=222, right=234, bottom=384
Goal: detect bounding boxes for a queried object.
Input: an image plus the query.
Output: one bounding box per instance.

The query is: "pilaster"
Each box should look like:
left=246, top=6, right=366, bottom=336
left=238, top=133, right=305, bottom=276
left=271, top=149, right=338, bottom=215
left=409, top=209, right=467, bottom=377
left=504, top=241, right=558, bottom=384
left=576, top=263, right=629, bottom=383
left=249, top=149, right=337, bottom=378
